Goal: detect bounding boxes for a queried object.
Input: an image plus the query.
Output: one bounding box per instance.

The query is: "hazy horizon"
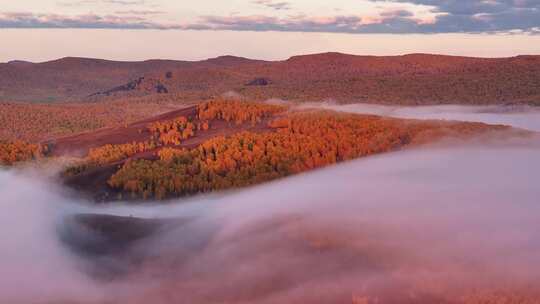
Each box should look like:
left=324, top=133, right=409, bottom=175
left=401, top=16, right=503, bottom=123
left=2, top=29, right=540, bottom=63
left=3, top=0, right=540, bottom=62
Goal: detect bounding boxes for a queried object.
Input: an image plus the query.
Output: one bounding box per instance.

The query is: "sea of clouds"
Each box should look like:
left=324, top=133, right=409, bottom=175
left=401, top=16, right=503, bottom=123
left=1, top=106, right=539, bottom=303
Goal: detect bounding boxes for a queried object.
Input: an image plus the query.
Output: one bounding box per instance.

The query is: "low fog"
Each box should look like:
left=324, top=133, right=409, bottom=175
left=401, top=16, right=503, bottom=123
left=0, top=170, right=104, bottom=304
left=1, top=108, right=540, bottom=303
left=294, top=102, right=540, bottom=132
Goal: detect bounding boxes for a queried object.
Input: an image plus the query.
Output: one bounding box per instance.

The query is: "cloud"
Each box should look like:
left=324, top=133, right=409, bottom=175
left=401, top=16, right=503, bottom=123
left=58, top=0, right=146, bottom=6
left=380, top=9, right=414, bottom=18
left=293, top=102, right=540, bottom=132
left=0, top=12, right=177, bottom=29
left=177, top=0, right=540, bottom=34
left=186, top=0, right=540, bottom=34
left=3, top=0, right=540, bottom=33
left=105, top=0, right=146, bottom=4
left=376, top=0, right=540, bottom=32
left=114, top=10, right=164, bottom=16
left=183, top=13, right=426, bottom=34
left=0, top=10, right=431, bottom=33
left=252, top=0, right=291, bottom=11
left=181, top=0, right=540, bottom=33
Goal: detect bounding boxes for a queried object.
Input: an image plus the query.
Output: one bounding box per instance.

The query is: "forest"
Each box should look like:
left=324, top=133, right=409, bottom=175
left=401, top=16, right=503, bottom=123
left=107, top=111, right=504, bottom=199
left=1, top=99, right=510, bottom=199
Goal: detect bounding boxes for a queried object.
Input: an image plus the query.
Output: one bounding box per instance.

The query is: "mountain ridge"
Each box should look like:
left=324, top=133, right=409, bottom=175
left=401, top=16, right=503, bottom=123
left=1, top=52, right=539, bottom=105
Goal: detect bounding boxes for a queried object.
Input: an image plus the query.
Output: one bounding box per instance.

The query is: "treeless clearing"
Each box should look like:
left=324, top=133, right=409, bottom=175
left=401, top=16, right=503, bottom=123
left=0, top=99, right=186, bottom=142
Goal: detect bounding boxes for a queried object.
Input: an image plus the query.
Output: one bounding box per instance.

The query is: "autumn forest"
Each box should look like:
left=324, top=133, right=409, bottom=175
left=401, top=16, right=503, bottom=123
left=1, top=99, right=511, bottom=201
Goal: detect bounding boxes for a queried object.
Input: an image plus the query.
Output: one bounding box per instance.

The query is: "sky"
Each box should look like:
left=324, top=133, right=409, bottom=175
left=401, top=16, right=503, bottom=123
left=1, top=0, right=540, bottom=61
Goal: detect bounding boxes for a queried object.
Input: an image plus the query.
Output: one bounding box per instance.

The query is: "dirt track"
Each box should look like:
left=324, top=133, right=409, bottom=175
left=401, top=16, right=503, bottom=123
left=49, top=106, right=198, bottom=157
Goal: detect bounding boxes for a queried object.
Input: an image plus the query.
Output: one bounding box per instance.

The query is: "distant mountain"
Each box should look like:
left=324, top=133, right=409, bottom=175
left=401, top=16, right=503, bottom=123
left=1, top=53, right=539, bottom=105
left=6, top=60, right=34, bottom=66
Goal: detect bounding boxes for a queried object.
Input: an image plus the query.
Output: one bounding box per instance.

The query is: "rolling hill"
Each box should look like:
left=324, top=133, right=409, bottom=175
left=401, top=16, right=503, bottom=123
left=1, top=53, right=539, bottom=105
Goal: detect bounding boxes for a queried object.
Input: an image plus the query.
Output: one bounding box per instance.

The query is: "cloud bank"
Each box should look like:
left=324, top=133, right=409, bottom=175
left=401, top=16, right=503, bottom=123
left=2, top=135, right=540, bottom=303
left=252, top=0, right=291, bottom=11
left=1, top=0, right=539, bottom=33
left=0, top=12, right=176, bottom=29
left=1, top=106, right=540, bottom=302
left=0, top=170, right=103, bottom=303
left=186, top=0, right=540, bottom=34
left=294, top=102, right=540, bottom=132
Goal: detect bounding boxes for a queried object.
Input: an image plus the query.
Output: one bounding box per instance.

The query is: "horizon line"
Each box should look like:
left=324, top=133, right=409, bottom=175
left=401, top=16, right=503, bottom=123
left=4, top=51, right=540, bottom=65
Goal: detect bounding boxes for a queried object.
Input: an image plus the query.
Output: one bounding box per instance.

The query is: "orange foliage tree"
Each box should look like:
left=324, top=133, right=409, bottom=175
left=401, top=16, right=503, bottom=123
left=87, top=141, right=157, bottom=165
left=147, top=116, right=198, bottom=145
left=198, top=99, right=287, bottom=125
left=0, top=140, right=46, bottom=165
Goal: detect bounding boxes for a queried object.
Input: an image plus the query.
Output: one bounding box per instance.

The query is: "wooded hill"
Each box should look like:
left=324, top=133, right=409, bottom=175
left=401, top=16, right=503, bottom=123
left=1, top=99, right=513, bottom=201
left=1, top=53, right=539, bottom=105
